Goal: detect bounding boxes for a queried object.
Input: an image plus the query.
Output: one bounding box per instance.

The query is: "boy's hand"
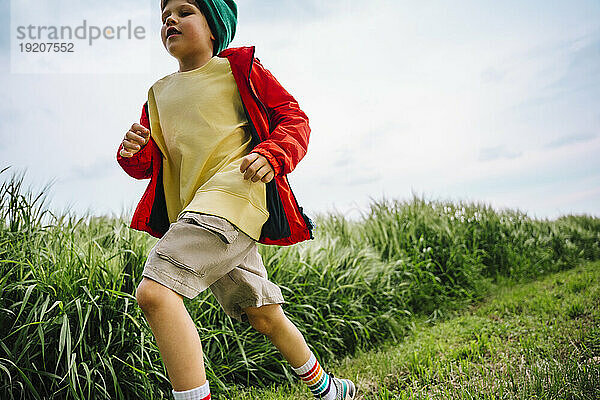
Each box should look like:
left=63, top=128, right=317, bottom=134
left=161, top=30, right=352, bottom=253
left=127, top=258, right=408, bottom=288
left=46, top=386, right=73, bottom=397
left=120, top=123, right=150, bottom=158
left=240, top=153, right=275, bottom=183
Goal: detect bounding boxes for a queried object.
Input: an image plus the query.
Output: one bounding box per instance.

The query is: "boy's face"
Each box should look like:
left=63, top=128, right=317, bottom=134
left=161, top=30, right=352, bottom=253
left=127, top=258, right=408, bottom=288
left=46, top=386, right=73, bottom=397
left=161, top=0, right=215, bottom=59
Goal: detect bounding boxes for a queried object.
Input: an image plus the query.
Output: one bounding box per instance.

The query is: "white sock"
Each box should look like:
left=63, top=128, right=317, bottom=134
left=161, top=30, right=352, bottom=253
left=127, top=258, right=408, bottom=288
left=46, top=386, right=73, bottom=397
left=171, top=380, right=210, bottom=400
left=291, top=351, right=336, bottom=400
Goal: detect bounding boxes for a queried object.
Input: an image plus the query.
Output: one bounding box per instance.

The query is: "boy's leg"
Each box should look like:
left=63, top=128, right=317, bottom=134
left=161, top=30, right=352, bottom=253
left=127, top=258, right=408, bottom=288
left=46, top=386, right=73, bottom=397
left=243, top=304, right=356, bottom=399
left=136, top=277, right=207, bottom=391
left=208, top=242, right=355, bottom=398
left=243, top=304, right=310, bottom=366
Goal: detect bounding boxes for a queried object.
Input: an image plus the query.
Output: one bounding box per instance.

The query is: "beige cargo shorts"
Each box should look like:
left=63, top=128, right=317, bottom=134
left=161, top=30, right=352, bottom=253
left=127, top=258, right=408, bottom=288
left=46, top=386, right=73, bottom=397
left=141, top=211, right=285, bottom=322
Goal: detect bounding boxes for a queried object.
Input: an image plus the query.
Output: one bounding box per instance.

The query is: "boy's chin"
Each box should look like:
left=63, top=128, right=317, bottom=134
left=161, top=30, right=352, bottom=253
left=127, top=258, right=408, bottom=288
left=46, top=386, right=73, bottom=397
left=165, top=44, right=185, bottom=57
left=162, top=42, right=214, bottom=59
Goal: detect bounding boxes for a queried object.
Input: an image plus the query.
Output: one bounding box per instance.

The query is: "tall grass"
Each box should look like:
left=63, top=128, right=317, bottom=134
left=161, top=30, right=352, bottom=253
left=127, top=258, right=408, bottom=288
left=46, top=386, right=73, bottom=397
left=1, top=166, right=599, bottom=399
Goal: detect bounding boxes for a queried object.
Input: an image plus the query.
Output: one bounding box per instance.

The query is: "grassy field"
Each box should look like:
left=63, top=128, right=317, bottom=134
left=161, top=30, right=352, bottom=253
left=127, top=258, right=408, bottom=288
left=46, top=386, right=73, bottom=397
left=0, top=166, right=599, bottom=399
left=229, top=260, right=600, bottom=399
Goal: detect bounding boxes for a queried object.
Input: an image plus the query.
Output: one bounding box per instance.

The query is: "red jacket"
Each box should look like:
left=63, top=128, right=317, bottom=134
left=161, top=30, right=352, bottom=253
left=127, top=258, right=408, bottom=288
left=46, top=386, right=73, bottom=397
left=116, top=46, right=314, bottom=245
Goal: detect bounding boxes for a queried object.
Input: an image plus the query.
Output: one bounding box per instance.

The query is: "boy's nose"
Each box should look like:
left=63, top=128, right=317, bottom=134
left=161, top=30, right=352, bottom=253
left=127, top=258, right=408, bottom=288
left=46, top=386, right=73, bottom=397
left=165, top=15, right=177, bottom=25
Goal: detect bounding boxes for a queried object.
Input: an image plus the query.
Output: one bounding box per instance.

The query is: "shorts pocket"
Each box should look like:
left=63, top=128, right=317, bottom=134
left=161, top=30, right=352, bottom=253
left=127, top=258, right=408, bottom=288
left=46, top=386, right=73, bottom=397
left=179, top=212, right=239, bottom=244
left=154, top=223, right=208, bottom=278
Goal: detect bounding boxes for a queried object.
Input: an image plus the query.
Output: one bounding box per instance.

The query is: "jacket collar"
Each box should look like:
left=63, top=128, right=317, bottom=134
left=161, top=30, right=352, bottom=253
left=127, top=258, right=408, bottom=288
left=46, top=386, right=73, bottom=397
left=217, top=46, right=255, bottom=79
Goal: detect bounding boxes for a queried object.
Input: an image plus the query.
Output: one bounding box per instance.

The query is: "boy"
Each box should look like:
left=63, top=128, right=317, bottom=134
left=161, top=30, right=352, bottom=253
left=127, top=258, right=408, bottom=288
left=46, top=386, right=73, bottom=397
left=116, top=0, right=357, bottom=399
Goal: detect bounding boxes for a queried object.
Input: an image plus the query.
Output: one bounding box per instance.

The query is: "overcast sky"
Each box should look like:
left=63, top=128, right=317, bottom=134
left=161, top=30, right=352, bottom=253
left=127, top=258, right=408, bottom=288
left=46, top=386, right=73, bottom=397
left=1, top=0, right=599, bottom=224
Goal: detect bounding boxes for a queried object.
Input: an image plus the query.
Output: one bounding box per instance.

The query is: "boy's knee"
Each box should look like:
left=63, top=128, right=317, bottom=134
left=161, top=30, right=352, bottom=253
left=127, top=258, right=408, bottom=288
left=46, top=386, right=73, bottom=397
left=245, top=304, right=283, bottom=336
left=135, top=277, right=182, bottom=312
left=247, top=314, right=273, bottom=335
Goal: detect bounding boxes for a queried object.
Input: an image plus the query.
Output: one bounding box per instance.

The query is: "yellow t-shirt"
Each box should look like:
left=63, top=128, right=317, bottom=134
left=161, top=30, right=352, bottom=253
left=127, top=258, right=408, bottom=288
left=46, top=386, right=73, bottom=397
left=146, top=56, right=269, bottom=241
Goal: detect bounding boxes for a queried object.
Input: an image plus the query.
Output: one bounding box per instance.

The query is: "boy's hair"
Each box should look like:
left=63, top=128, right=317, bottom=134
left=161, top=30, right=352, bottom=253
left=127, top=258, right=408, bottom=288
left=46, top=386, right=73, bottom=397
left=160, top=0, right=238, bottom=57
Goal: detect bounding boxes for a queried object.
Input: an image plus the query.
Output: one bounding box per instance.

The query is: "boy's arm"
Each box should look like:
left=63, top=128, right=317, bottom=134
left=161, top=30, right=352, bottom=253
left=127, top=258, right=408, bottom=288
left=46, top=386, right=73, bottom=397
left=249, top=59, right=310, bottom=177
left=116, top=102, right=153, bottom=180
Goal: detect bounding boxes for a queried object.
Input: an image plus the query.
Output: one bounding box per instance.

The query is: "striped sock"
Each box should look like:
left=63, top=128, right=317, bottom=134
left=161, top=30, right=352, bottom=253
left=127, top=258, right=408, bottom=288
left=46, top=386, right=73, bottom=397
left=291, top=352, right=336, bottom=400
left=171, top=380, right=210, bottom=400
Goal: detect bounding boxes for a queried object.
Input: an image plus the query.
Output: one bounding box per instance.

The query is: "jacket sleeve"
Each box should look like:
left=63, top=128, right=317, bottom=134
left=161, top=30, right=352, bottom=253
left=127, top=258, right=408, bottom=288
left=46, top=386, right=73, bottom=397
left=249, top=59, right=310, bottom=177
left=116, top=101, right=153, bottom=180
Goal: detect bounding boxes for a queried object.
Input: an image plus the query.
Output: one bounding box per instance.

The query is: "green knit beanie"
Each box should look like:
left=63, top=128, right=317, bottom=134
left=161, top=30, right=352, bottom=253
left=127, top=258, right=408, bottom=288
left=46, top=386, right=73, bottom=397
left=195, top=0, right=238, bottom=56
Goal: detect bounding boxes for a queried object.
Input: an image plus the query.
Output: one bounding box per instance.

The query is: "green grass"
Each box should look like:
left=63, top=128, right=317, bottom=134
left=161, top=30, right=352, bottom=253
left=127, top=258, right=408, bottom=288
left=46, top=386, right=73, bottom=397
left=228, top=260, right=600, bottom=399
left=0, top=166, right=599, bottom=399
